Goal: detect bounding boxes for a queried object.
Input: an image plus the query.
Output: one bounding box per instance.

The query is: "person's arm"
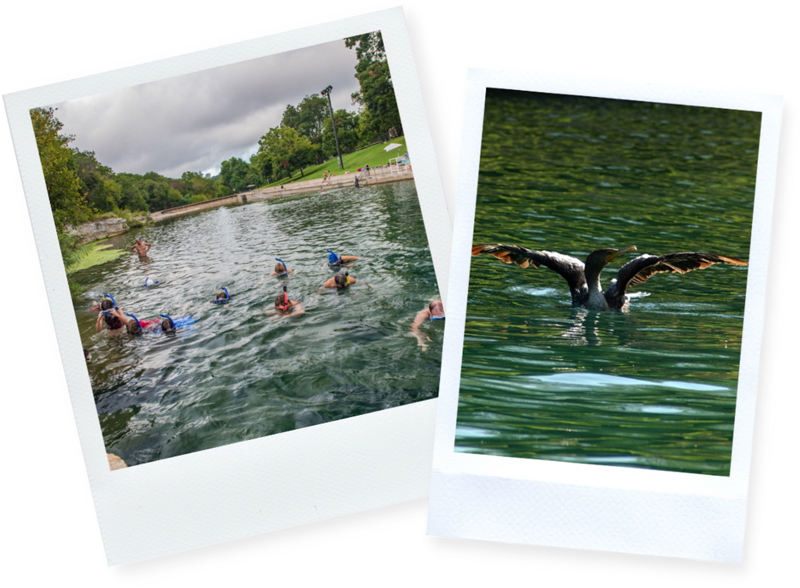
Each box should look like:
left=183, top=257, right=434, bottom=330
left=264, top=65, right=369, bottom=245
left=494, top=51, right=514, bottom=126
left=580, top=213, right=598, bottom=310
left=323, top=277, right=336, bottom=288
left=95, top=311, right=105, bottom=333
left=340, top=255, right=359, bottom=263
left=145, top=242, right=152, bottom=253
left=410, top=308, right=432, bottom=350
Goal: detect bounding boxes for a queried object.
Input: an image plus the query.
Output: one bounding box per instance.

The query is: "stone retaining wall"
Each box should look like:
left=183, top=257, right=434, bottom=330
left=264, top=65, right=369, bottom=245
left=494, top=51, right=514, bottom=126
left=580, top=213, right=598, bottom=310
left=148, top=166, right=414, bottom=223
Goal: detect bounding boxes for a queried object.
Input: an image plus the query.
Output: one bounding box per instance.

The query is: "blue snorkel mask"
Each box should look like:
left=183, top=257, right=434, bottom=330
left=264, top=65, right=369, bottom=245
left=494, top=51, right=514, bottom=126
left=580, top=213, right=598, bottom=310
left=222, top=287, right=230, bottom=300
left=326, top=249, right=340, bottom=265
left=159, top=313, right=175, bottom=331
left=125, top=313, right=142, bottom=331
left=276, top=257, right=288, bottom=275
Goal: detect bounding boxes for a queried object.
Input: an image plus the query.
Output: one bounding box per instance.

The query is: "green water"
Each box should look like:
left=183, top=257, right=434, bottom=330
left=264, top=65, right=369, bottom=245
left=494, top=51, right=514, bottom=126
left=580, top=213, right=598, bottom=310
left=74, top=181, right=442, bottom=466
left=456, top=89, right=760, bottom=475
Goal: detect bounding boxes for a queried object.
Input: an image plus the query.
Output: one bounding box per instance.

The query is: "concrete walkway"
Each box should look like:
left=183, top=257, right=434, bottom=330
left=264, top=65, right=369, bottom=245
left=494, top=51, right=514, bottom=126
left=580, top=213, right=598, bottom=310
left=149, top=165, right=414, bottom=223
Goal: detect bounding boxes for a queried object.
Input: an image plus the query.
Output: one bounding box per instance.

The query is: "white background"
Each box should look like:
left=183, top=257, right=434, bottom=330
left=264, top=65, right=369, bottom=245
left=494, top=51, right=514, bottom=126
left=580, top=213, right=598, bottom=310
left=1, top=1, right=797, bottom=585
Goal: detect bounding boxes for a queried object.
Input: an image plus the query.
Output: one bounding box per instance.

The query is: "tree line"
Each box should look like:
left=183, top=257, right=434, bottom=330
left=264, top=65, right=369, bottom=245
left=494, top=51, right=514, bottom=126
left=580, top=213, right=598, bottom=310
left=32, top=31, right=401, bottom=271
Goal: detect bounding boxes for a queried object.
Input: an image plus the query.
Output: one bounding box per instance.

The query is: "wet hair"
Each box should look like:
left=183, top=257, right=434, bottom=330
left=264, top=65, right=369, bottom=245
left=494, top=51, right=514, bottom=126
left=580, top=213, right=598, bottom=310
left=429, top=300, right=444, bottom=314
left=83, top=348, right=90, bottom=362
left=100, top=299, right=114, bottom=311
left=161, top=317, right=175, bottom=332
left=334, top=273, right=347, bottom=288
left=274, top=262, right=286, bottom=273
left=126, top=319, right=141, bottom=334
left=275, top=294, right=289, bottom=310
left=216, top=291, right=227, bottom=300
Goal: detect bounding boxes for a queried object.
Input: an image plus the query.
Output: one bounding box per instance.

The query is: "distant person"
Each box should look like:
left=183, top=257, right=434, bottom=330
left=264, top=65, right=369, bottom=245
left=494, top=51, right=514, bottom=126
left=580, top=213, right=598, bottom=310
left=95, top=297, right=126, bottom=336
left=410, top=300, right=445, bottom=351
left=354, top=176, right=360, bottom=189
left=131, top=238, right=151, bottom=258
left=364, top=163, right=370, bottom=176
left=213, top=287, right=233, bottom=304
left=323, top=272, right=356, bottom=289
left=271, top=258, right=292, bottom=276
left=326, top=249, right=359, bottom=267
left=142, top=276, right=159, bottom=287
left=273, top=286, right=304, bottom=317
left=83, top=348, right=91, bottom=363
left=125, top=313, right=160, bottom=334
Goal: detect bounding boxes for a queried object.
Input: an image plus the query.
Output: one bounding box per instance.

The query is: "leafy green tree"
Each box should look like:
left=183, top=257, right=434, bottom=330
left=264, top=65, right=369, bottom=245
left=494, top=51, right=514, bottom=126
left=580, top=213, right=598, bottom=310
left=257, top=126, right=315, bottom=179
left=30, top=107, right=92, bottom=231
left=322, top=109, right=360, bottom=158
left=346, top=32, right=402, bottom=141
left=220, top=157, right=260, bottom=192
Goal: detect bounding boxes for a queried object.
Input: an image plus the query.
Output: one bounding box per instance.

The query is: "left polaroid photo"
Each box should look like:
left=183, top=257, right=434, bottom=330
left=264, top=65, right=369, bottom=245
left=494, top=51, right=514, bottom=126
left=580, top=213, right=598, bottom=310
left=5, top=7, right=450, bottom=564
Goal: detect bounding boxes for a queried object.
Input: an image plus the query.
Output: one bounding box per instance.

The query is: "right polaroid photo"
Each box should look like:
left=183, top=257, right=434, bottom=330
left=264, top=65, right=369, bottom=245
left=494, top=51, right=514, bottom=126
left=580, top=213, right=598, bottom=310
left=428, top=70, right=781, bottom=561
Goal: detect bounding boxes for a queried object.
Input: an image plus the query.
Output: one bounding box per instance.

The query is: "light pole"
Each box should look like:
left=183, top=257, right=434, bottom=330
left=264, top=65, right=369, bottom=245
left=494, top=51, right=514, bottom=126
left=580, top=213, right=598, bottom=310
left=321, top=85, right=343, bottom=170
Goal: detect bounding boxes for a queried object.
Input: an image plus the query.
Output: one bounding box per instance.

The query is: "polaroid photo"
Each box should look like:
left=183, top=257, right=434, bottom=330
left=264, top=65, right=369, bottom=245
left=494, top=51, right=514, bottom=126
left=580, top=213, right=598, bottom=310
left=5, top=7, right=450, bottom=565
left=427, top=69, right=781, bottom=562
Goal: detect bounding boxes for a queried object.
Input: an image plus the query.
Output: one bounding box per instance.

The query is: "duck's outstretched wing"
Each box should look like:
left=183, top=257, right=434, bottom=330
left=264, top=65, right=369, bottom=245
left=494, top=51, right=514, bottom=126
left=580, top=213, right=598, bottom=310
left=612, top=252, right=748, bottom=297
left=472, top=244, right=587, bottom=302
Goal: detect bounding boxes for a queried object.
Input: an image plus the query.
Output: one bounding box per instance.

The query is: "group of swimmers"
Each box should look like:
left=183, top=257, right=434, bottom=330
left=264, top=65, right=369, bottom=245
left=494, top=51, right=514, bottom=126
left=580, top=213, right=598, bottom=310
left=93, top=245, right=444, bottom=349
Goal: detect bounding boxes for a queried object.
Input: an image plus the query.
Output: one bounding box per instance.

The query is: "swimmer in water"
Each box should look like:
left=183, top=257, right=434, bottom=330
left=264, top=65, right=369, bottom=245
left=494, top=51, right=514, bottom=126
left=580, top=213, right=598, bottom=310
left=325, top=249, right=359, bottom=267
left=410, top=300, right=445, bottom=351
left=131, top=238, right=151, bottom=258
left=95, top=298, right=127, bottom=336
left=270, top=258, right=292, bottom=276
left=323, top=272, right=357, bottom=289
left=160, top=314, right=176, bottom=333
left=125, top=313, right=160, bottom=334
left=273, top=286, right=304, bottom=318
left=213, top=287, right=233, bottom=303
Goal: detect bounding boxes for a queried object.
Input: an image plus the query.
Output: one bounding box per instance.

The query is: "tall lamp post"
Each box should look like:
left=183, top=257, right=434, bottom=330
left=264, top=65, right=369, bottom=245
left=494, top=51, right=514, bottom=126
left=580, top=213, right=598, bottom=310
left=321, top=85, right=344, bottom=170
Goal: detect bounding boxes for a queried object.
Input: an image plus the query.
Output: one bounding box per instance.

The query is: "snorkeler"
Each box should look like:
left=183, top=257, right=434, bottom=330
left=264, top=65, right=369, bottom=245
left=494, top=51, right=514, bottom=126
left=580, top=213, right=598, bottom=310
left=131, top=238, right=151, bottom=258
left=94, top=295, right=127, bottom=336
left=213, top=287, right=233, bottom=304
left=142, top=276, right=159, bottom=287
left=270, top=258, right=292, bottom=276
left=325, top=249, right=359, bottom=267
left=160, top=314, right=177, bottom=332
left=125, top=313, right=160, bottom=334
left=323, top=272, right=357, bottom=289
left=273, top=285, right=304, bottom=317
left=410, top=300, right=445, bottom=351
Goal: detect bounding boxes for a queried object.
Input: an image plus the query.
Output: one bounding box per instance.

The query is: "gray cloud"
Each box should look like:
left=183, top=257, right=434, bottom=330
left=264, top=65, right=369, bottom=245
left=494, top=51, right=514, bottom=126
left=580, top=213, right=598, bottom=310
left=54, top=39, right=362, bottom=178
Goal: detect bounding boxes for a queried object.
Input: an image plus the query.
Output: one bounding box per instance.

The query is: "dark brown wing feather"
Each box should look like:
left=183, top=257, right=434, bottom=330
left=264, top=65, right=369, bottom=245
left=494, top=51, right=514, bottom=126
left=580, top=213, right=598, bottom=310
left=614, top=252, right=748, bottom=295
left=472, top=244, right=588, bottom=302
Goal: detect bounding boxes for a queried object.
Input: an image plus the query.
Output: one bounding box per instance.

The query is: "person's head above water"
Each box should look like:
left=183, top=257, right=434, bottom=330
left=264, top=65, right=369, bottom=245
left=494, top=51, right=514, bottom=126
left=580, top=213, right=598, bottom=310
left=160, top=314, right=175, bottom=332
left=333, top=273, right=353, bottom=288
left=100, top=299, right=114, bottom=311
left=428, top=300, right=444, bottom=317
left=216, top=291, right=227, bottom=300
left=126, top=318, right=141, bottom=334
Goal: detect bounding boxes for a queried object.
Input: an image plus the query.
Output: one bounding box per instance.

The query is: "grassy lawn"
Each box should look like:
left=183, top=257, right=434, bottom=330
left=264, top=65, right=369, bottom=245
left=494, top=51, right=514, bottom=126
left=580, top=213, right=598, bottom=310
left=269, top=136, right=409, bottom=186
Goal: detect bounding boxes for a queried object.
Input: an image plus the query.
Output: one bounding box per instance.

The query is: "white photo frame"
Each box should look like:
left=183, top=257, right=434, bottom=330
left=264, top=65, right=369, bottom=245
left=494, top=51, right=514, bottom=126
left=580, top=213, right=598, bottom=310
left=427, top=69, right=781, bottom=562
left=5, top=7, right=450, bottom=565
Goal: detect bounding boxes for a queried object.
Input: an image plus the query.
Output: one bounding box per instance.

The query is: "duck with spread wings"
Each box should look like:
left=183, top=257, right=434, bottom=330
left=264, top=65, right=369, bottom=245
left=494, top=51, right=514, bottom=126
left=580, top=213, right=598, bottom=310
left=471, top=244, right=747, bottom=312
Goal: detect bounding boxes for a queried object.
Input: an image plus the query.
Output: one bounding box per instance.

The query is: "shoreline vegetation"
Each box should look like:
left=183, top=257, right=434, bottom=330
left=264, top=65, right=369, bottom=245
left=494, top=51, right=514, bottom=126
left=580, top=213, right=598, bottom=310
left=32, top=32, right=405, bottom=295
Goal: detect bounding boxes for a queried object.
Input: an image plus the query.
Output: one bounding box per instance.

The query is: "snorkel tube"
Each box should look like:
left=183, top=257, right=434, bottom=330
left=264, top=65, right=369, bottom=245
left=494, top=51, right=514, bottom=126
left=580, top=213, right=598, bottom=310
left=159, top=313, right=175, bottom=331
left=283, top=285, right=288, bottom=306
left=125, top=313, right=143, bottom=331
left=345, top=272, right=350, bottom=286
left=276, top=257, right=288, bottom=275
left=326, top=249, right=340, bottom=265
left=102, top=293, right=117, bottom=316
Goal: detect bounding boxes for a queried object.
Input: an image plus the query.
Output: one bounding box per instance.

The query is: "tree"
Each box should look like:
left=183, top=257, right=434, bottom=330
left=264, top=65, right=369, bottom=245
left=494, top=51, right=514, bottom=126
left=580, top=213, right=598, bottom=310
left=220, top=157, right=261, bottom=193
left=322, top=109, right=360, bottom=158
left=257, top=126, right=315, bottom=179
left=30, top=107, right=92, bottom=232
left=345, top=32, right=402, bottom=140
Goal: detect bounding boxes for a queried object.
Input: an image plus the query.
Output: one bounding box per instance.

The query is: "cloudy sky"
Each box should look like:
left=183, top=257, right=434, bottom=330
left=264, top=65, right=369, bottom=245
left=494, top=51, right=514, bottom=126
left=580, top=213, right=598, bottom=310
left=52, top=38, right=362, bottom=178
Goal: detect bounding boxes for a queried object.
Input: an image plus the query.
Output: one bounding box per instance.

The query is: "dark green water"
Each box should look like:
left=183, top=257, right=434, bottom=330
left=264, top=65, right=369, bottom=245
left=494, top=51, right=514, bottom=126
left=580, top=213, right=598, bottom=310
left=456, top=89, right=760, bottom=475
left=74, top=181, right=442, bottom=466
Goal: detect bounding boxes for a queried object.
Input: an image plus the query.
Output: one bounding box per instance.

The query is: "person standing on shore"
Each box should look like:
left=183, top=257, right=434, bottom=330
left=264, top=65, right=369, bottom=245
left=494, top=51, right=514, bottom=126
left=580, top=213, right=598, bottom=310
left=131, top=238, right=151, bottom=258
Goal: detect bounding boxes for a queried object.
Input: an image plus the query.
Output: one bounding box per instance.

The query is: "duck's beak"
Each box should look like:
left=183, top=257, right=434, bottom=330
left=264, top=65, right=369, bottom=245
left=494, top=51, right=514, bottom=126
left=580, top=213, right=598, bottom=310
left=606, top=245, right=637, bottom=262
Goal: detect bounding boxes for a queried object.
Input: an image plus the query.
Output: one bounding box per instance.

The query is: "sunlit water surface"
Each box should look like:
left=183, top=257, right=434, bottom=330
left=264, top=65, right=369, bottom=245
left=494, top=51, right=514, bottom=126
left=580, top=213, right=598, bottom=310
left=456, top=90, right=760, bottom=475
left=74, top=181, right=442, bottom=466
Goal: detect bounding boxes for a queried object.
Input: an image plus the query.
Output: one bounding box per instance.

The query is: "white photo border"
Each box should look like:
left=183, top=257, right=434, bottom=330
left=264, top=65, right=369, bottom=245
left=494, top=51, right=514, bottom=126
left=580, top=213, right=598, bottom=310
left=427, top=69, right=781, bottom=562
left=4, top=7, right=451, bottom=566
